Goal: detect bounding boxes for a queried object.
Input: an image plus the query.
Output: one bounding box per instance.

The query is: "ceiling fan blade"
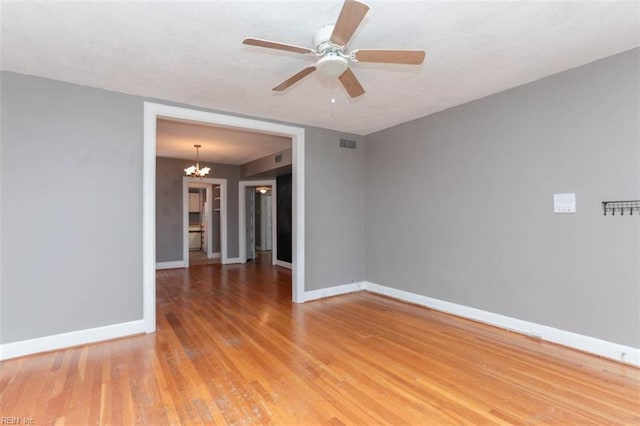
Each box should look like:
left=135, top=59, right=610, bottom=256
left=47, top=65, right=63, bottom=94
left=243, top=38, right=315, bottom=55
left=273, top=66, right=317, bottom=91
left=330, top=0, right=370, bottom=46
left=338, top=68, right=365, bottom=98
left=353, top=49, right=426, bottom=65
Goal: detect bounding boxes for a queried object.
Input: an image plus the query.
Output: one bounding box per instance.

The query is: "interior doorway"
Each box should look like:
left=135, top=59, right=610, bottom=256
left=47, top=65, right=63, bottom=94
left=239, top=180, right=277, bottom=264
left=144, top=101, right=306, bottom=333
left=253, top=187, right=273, bottom=258
left=186, top=181, right=223, bottom=267
left=182, top=177, right=227, bottom=268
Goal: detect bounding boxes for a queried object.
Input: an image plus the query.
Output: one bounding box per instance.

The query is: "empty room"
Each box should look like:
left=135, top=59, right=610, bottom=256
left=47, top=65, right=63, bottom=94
left=1, top=0, right=638, bottom=424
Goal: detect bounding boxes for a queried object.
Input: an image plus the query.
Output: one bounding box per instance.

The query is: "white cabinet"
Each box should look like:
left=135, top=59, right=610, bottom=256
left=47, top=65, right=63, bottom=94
left=189, top=193, right=200, bottom=213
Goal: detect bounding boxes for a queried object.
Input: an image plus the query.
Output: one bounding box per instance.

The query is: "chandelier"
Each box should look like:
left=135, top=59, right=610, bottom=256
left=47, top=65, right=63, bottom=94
left=184, top=144, right=210, bottom=178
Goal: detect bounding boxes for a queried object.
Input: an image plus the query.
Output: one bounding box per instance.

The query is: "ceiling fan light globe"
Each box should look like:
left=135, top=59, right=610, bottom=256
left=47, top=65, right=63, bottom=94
left=316, top=55, right=349, bottom=78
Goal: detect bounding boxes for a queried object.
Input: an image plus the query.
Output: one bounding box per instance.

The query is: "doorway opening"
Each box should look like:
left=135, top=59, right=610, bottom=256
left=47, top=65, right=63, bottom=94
left=183, top=179, right=226, bottom=268
left=239, top=180, right=277, bottom=265
left=143, top=102, right=306, bottom=333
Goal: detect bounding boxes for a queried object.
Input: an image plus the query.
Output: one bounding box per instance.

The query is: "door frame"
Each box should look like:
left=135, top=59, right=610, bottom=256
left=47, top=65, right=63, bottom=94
left=143, top=101, right=306, bottom=333
left=239, top=179, right=277, bottom=264
left=183, top=178, right=227, bottom=267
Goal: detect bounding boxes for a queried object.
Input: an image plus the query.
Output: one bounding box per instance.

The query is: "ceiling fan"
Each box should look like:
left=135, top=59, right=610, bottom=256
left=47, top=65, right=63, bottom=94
left=242, top=0, right=425, bottom=98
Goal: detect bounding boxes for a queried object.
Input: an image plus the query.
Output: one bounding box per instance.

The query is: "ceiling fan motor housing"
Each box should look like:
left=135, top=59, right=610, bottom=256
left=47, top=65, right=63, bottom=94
left=313, top=24, right=337, bottom=51
left=314, top=24, right=349, bottom=78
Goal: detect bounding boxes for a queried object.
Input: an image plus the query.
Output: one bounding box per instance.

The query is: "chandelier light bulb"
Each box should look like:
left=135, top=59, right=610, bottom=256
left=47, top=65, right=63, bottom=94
left=184, top=144, right=210, bottom=178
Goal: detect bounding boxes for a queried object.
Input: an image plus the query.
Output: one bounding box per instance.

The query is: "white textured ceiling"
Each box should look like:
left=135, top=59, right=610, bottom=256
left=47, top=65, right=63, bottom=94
left=1, top=1, right=638, bottom=135
left=157, top=118, right=291, bottom=164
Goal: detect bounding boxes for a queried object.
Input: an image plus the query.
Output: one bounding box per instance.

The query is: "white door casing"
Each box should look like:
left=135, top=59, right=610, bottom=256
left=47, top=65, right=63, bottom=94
left=238, top=180, right=277, bottom=265
left=183, top=178, right=228, bottom=268
left=262, top=194, right=272, bottom=250
left=246, top=187, right=256, bottom=260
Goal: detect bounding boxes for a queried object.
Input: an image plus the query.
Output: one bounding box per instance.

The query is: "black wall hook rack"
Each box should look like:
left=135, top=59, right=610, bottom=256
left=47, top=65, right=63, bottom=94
left=602, top=200, right=640, bottom=216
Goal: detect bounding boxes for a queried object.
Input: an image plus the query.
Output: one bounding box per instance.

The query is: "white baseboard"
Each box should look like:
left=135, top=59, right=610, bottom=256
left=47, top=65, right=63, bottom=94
left=275, top=260, right=292, bottom=269
left=223, top=257, right=242, bottom=265
left=363, top=281, right=639, bottom=366
left=0, top=319, right=147, bottom=361
left=208, top=252, right=221, bottom=259
left=303, top=282, right=365, bottom=302
left=156, top=260, right=185, bottom=270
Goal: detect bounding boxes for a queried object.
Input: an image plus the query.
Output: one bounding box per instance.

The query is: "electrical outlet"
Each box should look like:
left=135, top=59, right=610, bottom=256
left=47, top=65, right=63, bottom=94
left=554, top=193, right=576, bottom=213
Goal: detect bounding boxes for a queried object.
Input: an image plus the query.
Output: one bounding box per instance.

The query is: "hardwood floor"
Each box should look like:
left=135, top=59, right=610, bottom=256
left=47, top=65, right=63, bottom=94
left=2, top=255, right=639, bottom=424
left=189, top=249, right=224, bottom=266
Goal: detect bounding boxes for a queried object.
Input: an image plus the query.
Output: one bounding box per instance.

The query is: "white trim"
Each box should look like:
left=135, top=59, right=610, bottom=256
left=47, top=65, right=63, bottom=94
left=275, top=260, right=292, bottom=269
left=223, top=257, right=242, bottom=264
left=303, top=282, right=365, bottom=302
left=210, top=252, right=221, bottom=259
left=183, top=182, right=189, bottom=266
left=206, top=185, right=213, bottom=258
left=156, top=261, right=185, bottom=270
left=143, top=102, right=307, bottom=337
left=0, top=320, right=146, bottom=361
left=143, top=103, right=157, bottom=333
left=183, top=177, right=228, bottom=267
left=363, top=281, right=640, bottom=366
left=292, top=134, right=305, bottom=303
left=239, top=179, right=277, bottom=265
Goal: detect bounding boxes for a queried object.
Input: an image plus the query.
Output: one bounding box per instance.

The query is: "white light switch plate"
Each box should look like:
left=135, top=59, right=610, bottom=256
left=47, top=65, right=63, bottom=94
left=554, top=193, right=576, bottom=213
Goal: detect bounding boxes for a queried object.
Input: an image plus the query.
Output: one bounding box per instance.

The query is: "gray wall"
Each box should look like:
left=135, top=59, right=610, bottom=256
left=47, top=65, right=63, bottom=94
left=241, top=148, right=292, bottom=178
left=364, top=49, right=640, bottom=347
left=1, top=72, right=143, bottom=343
left=306, top=128, right=365, bottom=290
left=156, top=157, right=240, bottom=262
left=1, top=71, right=366, bottom=343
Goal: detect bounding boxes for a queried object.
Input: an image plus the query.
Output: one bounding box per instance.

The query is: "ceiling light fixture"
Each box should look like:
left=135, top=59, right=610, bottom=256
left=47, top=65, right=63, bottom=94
left=184, top=144, right=210, bottom=178
left=316, top=52, right=349, bottom=78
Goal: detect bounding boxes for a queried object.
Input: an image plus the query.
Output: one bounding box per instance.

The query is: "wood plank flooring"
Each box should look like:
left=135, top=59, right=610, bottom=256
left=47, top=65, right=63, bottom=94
left=2, top=254, right=639, bottom=424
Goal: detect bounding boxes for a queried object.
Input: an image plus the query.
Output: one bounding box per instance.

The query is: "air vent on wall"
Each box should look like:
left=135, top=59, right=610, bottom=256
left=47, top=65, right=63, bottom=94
left=275, top=153, right=283, bottom=163
left=339, top=138, right=357, bottom=149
